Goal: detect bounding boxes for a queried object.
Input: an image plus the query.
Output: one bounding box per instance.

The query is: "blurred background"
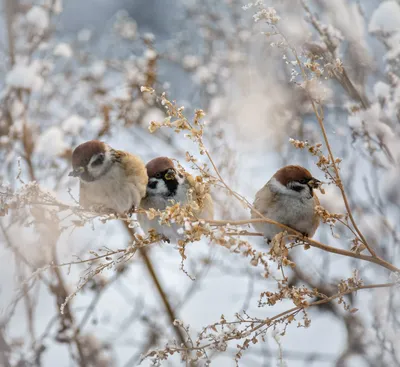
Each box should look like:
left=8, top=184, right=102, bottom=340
left=1, top=0, right=400, bottom=366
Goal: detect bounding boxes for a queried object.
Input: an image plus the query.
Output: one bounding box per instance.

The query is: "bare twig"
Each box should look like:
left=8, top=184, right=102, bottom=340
left=206, top=218, right=399, bottom=273
left=123, top=221, right=187, bottom=347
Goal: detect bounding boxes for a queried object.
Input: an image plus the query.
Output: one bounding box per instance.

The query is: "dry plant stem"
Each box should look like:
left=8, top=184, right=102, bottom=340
left=312, top=105, right=376, bottom=257
left=207, top=219, right=399, bottom=273
left=51, top=247, right=88, bottom=366
left=175, top=281, right=395, bottom=353
left=4, top=0, right=15, bottom=66
left=14, top=85, right=87, bottom=364
left=305, top=2, right=373, bottom=110
left=122, top=221, right=187, bottom=347
left=0, top=329, right=11, bottom=367
left=282, top=33, right=377, bottom=257
left=301, top=0, right=369, bottom=108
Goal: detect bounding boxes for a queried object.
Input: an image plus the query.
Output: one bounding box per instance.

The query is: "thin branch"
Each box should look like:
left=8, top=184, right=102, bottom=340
left=172, top=282, right=396, bottom=354
left=277, top=28, right=377, bottom=257
left=4, top=0, right=15, bottom=66
left=206, top=218, right=399, bottom=273
left=123, top=221, right=187, bottom=347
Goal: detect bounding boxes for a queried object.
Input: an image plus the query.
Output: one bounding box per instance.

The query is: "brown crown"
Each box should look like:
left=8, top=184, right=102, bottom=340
left=72, top=140, right=106, bottom=168
left=146, top=157, right=175, bottom=178
left=273, top=165, right=313, bottom=186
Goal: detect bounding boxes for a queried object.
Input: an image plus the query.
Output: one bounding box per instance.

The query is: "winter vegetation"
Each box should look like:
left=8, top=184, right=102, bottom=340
left=1, top=0, right=400, bottom=366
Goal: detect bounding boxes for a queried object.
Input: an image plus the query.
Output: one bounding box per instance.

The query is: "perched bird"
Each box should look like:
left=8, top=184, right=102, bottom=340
left=139, top=157, right=214, bottom=242
left=251, top=165, right=320, bottom=241
left=69, top=140, right=148, bottom=215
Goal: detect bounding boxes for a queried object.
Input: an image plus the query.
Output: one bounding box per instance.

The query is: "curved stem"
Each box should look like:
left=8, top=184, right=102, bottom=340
left=206, top=218, right=399, bottom=273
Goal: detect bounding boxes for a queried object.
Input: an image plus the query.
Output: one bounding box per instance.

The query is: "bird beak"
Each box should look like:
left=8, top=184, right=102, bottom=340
left=164, top=169, right=175, bottom=181
left=307, top=178, right=321, bottom=189
left=68, top=167, right=85, bottom=177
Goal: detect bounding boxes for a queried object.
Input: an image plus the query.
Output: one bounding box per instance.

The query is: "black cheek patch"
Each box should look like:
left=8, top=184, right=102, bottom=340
left=163, top=177, right=178, bottom=196
left=148, top=180, right=158, bottom=189
left=291, top=185, right=304, bottom=192
left=91, top=154, right=105, bottom=167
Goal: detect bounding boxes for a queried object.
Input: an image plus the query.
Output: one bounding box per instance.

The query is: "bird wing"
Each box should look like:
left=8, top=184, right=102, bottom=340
left=251, top=182, right=278, bottom=219
left=115, top=150, right=148, bottom=201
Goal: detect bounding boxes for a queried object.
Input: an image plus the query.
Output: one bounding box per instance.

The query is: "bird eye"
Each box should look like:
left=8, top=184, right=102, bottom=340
left=91, top=153, right=104, bottom=167
left=155, top=172, right=162, bottom=179
left=298, top=178, right=308, bottom=184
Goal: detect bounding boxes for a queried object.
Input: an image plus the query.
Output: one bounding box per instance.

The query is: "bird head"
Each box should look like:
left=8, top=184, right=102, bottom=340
left=271, top=165, right=321, bottom=198
left=69, top=140, right=113, bottom=182
left=145, top=157, right=182, bottom=197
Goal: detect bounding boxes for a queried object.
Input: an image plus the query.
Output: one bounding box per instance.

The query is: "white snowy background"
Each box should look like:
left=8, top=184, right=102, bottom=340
left=1, top=0, right=400, bottom=366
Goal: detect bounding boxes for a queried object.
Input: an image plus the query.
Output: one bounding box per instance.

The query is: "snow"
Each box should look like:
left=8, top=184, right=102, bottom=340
left=26, top=6, right=50, bottom=30
left=385, top=32, right=400, bottom=60
left=62, top=115, right=86, bottom=135
left=144, top=49, right=157, bottom=60
left=110, top=85, right=131, bottom=101
left=369, top=1, right=400, bottom=33
left=374, top=81, right=391, bottom=100
left=54, top=43, right=73, bottom=58
left=348, top=103, right=380, bottom=130
left=89, top=61, right=106, bottom=79
left=318, top=185, right=345, bottom=215
left=193, top=66, right=213, bottom=84
left=35, top=127, right=67, bottom=157
left=10, top=100, right=25, bottom=119
left=52, top=0, right=63, bottom=14
left=143, top=32, right=155, bottom=42
left=208, top=97, right=226, bottom=119
left=90, top=117, right=104, bottom=132
left=6, top=64, right=44, bottom=91
left=77, top=29, right=92, bottom=42
left=183, top=55, right=199, bottom=70
left=42, top=0, right=63, bottom=14
left=141, top=107, right=165, bottom=127
left=348, top=103, right=394, bottom=143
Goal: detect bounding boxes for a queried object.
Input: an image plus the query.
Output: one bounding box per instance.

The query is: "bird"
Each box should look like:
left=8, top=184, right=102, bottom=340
left=68, top=140, right=148, bottom=215
left=251, top=165, right=321, bottom=242
left=139, top=157, right=214, bottom=242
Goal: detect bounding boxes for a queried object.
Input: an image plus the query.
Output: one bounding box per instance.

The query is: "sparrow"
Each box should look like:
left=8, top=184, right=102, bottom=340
left=251, top=165, right=320, bottom=242
left=139, top=157, right=214, bottom=242
left=69, top=140, right=148, bottom=215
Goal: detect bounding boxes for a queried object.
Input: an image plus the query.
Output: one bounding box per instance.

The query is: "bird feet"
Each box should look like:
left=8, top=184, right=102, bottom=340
left=263, top=236, right=272, bottom=245
left=91, top=205, right=118, bottom=216
left=160, top=235, right=171, bottom=243
left=127, top=205, right=136, bottom=218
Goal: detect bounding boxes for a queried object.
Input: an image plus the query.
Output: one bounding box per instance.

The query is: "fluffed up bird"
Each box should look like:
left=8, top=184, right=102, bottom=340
left=251, top=165, right=321, bottom=242
left=69, top=140, right=148, bottom=215
left=139, top=157, right=214, bottom=242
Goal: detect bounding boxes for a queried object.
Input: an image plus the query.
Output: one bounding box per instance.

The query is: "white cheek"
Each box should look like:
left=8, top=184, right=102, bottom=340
left=147, top=179, right=169, bottom=196
left=269, top=178, right=292, bottom=195
left=87, top=165, right=103, bottom=178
